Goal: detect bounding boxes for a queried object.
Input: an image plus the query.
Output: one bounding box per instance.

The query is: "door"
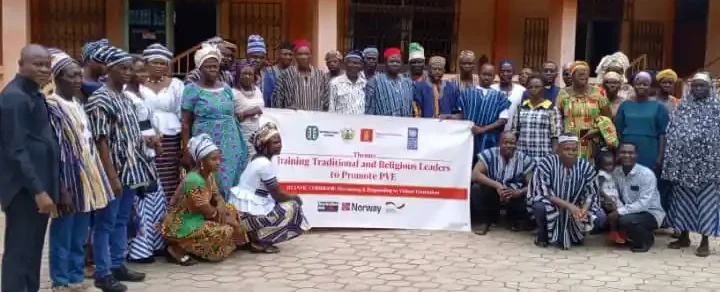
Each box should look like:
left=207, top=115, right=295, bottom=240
left=174, top=0, right=217, bottom=58
left=673, top=0, right=708, bottom=77
left=128, top=0, right=167, bottom=54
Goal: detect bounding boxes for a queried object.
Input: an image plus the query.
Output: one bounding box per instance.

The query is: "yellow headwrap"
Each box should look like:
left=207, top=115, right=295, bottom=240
left=569, top=61, right=590, bottom=75
left=656, top=69, right=678, bottom=83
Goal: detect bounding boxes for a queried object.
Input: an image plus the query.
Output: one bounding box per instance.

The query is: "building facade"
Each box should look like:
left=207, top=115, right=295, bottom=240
left=1, top=0, right=719, bottom=86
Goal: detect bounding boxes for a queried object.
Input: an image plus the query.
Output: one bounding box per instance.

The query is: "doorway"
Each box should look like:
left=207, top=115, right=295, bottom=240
left=673, top=0, right=708, bottom=77
left=174, top=0, right=217, bottom=68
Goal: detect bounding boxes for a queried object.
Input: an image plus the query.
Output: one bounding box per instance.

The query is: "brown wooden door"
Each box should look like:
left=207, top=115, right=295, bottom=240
left=30, top=0, right=107, bottom=59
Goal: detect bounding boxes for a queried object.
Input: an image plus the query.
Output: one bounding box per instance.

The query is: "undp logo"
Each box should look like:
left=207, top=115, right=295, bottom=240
left=305, top=125, right=320, bottom=141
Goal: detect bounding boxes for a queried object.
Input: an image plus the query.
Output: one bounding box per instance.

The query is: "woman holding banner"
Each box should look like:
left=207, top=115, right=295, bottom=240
left=229, top=122, right=310, bottom=254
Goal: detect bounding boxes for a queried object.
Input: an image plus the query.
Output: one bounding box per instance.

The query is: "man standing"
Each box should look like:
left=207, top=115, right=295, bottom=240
left=606, top=143, right=665, bottom=252
left=450, top=50, right=480, bottom=90
left=561, top=62, right=573, bottom=88
left=408, top=42, right=426, bottom=82
left=414, top=56, right=459, bottom=118
left=81, top=39, right=110, bottom=99
left=471, top=132, right=534, bottom=235
left=361, top=46, right=380, bottom=80
left=491, top=60, right=526, bottom=131
left=329, top=50, right=366, bottom=115
left=0, top=44, right=60, bottom=292
left=325, top=50, right=344, bottom=79
left=531, top=133, right=604, bottom=250
left=271, top=39, right=329, bottom=111
left=262, top=41, right=294, bottom=107
left=246, top=34, right=268, bottom=89
left=365, top=48, right=416, bottom=117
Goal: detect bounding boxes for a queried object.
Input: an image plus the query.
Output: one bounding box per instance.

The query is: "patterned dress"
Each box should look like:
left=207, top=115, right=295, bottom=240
left=662, top=93, right=720, bottom=236
left=159, top=172, right=248, bottom=261
left=364, top=73, right=416, bottom=117
left=182, top=83, right=248, bottom=199
left=456, top=87, right=511, bottom=156
left=556, top=86, right=618, bottom=162
left=531, top=155, right=600, bottom=249
left=511, top=99, right=563, bottom=161
left=329, top=74, right=367, bottom=115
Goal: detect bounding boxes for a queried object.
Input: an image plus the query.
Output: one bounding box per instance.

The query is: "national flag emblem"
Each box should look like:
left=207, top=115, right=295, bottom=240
left=360, top=128, right=374, bottom=142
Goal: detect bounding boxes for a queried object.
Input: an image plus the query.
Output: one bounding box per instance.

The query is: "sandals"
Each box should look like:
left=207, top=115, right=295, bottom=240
left=165, top=249, right=198, bottom=266
left=250, top=244, right=280, bottom=254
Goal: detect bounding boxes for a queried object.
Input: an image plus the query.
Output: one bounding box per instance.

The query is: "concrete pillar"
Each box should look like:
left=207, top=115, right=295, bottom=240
left=2, top=0, right=31, bottom=86
left=106, top=0, right=126, bottom=49
left=547, top=0, right=577, bottom=67
left=491, top=0, right=510, bottom=63
left=312, top=0, right=338, bottom=69
left=705, top=0, right=720, bottom=73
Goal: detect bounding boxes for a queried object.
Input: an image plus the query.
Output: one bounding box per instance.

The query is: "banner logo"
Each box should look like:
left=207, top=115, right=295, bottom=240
left=341, top=202, right=382, bottom=214
left=317, top=201, right=339, bottom=212
left=305, top=125, right=320, bottom=141
left=407, top=127, right=419, bottom=150
left=340, top=128, right=355, bottom=142
left=360, top=128, right=374, bottom=142
left=385, top=202, right=406, bottom=213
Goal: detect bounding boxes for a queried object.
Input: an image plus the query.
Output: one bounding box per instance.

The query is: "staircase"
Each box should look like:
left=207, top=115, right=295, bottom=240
left=171, top=40, right=238, bottom=80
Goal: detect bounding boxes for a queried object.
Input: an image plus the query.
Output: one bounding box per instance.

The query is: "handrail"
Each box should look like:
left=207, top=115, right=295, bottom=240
left=171, top=40, right=238, bottom=76
left=627, top=54, right=647, bottom=76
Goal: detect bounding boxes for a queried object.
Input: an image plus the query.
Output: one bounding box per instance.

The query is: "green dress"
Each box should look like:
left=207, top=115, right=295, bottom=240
left=614, top=99, right=669, bottom=171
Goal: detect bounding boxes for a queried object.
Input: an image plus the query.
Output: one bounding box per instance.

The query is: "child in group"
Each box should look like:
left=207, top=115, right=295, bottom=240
left=597, top=151, right=625, bottom=244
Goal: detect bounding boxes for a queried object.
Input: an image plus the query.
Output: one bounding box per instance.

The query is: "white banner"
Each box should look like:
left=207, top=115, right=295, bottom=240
left=260, top=109, right=473, bottom=231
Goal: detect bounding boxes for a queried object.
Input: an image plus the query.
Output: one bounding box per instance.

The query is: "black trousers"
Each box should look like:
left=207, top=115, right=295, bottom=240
left=470, top=183, right=527, bottom=225
left=619, top=212, right=658, bottom=249
left=2, top=192, right=50, bottom=292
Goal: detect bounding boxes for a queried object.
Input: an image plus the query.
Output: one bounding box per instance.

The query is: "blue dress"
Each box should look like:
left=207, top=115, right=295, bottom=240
left=614, top=99, right=669, bottom=170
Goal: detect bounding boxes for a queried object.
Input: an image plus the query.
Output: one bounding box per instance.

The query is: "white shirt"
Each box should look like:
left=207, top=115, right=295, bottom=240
left=139, top=78, right=184, bottom=136
left=229, top=157, right=278, bottom=215
left=329, top=74, right=367, bottom=115
left=492, top=83, right=526, bottom=131
left=124, top=89, right=157, bottom=158
left=612, top=164, right=666, bottom=227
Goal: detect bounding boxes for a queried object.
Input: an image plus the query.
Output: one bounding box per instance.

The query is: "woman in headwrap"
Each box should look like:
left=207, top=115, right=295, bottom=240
left=141, top=43, right=185, bottom=202
left=122, top=55, right=168, bottom=264
left=663, top=71, right=720, bottom=257
left=229, top=122, right=310, bottom=254
left=159, top=134, right=248, bottom=264
left=614, top=71, right=669, bottom=171
left=233, top=58, right=264, bottom=157
left=556, top=61, right=618, bottom=163
left=181, top=43, right=248, bottom=201
left=45, top=49, right=114, bottom=291
left=655, top=69, right=680, bottom=112
left=602, top=71, right=626, bottom=118
left=596, top=52, right=635, bottom=101
left=413, top=56, right=459, bottom=118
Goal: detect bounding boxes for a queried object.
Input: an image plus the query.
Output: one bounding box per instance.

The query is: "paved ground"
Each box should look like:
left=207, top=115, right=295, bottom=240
left=3, top=215, right=720, bottom=292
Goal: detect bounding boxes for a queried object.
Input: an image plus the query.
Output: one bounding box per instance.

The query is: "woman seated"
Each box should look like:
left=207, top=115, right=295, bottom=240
left=230, top=122, right=310, bottom=254
left=159, top=134, right=248, bottom=265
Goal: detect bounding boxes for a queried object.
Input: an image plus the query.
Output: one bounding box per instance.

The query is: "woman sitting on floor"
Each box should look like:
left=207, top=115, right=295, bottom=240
left=159, top=134, right=248, bottom=265
left=230, top=122, right=310, bottom=254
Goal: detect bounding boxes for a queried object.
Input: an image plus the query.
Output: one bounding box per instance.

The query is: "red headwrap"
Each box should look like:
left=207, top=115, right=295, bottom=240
left=293, top=39, right=311, bottom=51
left=384, top=47, right=402, bottom=59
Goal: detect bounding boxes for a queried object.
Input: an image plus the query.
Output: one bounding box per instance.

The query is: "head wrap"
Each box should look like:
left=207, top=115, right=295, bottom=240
left=603, top=71, right=623, bottom=82
left=692, top=71, right=713, bottom=84
left=596, top=52, right=630, bottom=83
left=188, top=133, right=219, bottom=162
left=459, top=50, right=476, bottom=61
left=235, top=58, right=257, bottom=72
left=251, top=122, right=280, bottom=152
left=48, top=48, right=77, bottom=78
left=429, top=56, right=446, bottom=67
left=294, top=39, right=311, bottom=51
left=194, top=43, right=222, bottom=67
left=95, top=46, right=132, bottom=67
left=558, top=133, right=579, bottom=144
left=362, top=47, right=379, bottom=57
left=206, top=36, right=225, bottom=46
left=634, top=71, right=652, bottom=83
left=408, top=42, right=425, bottom=61
left=384, top=47, right=402, bottom=59
left=569, top=61, right=590, bottom=75
left=656, top=69, right=678, bottom=83
left=247, top=35, right=266, bottom=54
left=142, top=43, right=172, bottom=62
left=345, top=50, right=363, bottom=61
left=81, top=39, right=110, bottom=64
left=279, top=41, right=294, bottom=51
left=498, top=59, right=514, bottom=72
left=325, top=50, right=343, bottom=61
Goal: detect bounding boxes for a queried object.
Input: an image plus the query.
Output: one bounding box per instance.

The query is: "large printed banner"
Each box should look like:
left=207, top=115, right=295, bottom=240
left=260, top=109, right=474, bottom=231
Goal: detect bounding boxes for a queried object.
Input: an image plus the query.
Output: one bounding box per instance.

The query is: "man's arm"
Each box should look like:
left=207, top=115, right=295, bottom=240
left=0, top=92, right=45, bottom=195
left=616, top=170, right=657, bottom=216
left=471, top=160, right=503, bottom=190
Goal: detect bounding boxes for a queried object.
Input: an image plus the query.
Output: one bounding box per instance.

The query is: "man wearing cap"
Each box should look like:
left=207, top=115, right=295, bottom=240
left=530, top=133, right=604, bottom=250
left=271, top=39, right=329, bottom=111
left=247, top=34, right=268, bottom=88
left=449, top=50, right=480, bottom=90
left=329, top=50, right=366, bottom=115
left=365, top=48, right=415, bottom=117
left=361, top=46, right=380, bottom=80
left=325, top=50, right=344, bottom=80
left=408, top=42, right=427, bottom=82
left=262, top=41, right=294, bottom=107
left=413, top=55, right=459, bottom=118
left=81, top=39, right=110, bottom=99
left=185, top=37, right=236, bottom=87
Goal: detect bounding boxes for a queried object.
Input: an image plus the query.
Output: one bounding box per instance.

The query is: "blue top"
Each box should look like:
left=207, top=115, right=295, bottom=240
left=456, top=87, right=511, bottom=155
left=413, top=80, right=460, bottom=117
left=614, top=99, right=669, bottom=170
left=365, top=73, right=416, bottom=117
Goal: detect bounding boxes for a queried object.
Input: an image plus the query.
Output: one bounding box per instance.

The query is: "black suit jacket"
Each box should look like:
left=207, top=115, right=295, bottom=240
left=0, top=75, right=60, bottom=210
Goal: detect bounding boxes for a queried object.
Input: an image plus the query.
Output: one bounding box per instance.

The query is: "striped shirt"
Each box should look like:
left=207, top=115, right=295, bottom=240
left=456, top=87, right=511, bottom=154
left=531, top=155, right=599, bottom=249
left=478, top=147, right=535, bottom=189
left=271, top=66, right=329, bottom=111
left=364, top=73, right=415, bottom=117
left=85, top=85, right=156, bottom=188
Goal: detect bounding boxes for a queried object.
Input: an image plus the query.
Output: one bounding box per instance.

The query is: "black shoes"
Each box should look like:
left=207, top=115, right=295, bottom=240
left=111, top=265, right=146, bottom=282
left=94, top=275, right=127, bottom=292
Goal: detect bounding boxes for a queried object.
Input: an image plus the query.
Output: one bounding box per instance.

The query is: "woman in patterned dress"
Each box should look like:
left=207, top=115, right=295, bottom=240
left=160, top=134, right=248, bottom=264
left=181, top=43, right=248, bottom=200
left=556, top=61, right=618, bottom=163
left=233, top=59, right=264, bottom=157
left=512, top=74, right=562, bottom=161
left=663, top=72, right=720, bottom=257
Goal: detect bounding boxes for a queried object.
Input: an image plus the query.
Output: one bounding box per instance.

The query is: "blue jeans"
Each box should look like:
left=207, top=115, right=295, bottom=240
left=50, top=212, right=91, bottom=287
left=93, top=187, right=136, bottom=279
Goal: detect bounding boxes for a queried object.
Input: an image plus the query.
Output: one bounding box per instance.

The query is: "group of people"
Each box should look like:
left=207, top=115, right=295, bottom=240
left=1, top=31, right=719, bottom=292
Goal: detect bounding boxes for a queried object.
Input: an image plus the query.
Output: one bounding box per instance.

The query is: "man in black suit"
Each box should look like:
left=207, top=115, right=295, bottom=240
left=0, top=44, right=60, bottom=292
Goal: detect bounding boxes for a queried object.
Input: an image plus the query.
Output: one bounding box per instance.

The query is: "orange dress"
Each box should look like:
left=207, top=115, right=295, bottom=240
left=556, top=86, right=618, bottom=162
